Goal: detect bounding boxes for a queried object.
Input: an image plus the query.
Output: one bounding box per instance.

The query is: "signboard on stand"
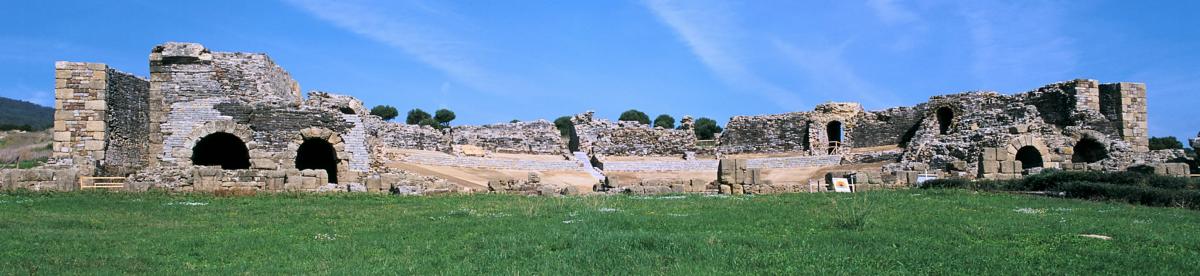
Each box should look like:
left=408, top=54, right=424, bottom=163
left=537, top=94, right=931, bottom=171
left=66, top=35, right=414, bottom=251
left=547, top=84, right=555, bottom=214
left=832, top=177, right=852, bottom=193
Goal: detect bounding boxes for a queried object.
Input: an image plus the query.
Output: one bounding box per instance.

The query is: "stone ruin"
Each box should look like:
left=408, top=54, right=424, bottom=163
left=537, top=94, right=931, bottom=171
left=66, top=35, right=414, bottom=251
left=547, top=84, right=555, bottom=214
left=0, top=42, right=1191, bottom=194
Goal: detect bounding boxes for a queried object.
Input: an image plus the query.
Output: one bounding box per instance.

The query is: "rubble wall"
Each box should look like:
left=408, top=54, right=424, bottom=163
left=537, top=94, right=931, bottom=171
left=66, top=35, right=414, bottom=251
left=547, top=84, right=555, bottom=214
left=100, top=69, right=151, bottom=176
left=851, top=107, right=924, bottom=148
left=717, top=113, right=810, bottom=154
left=451, top=120, right=565, bottom=155
left=571, top=112, right=697, bottom=156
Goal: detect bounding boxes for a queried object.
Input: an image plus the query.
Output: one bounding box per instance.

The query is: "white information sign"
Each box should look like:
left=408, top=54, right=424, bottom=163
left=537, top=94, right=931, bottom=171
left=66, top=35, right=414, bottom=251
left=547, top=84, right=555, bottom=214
left=832, top=177, right=852, bottom=193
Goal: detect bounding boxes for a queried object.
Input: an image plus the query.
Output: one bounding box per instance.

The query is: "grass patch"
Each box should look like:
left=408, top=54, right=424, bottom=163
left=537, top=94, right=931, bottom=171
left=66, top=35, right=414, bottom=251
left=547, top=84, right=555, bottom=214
left=0, top=190, right=1198, bottom=274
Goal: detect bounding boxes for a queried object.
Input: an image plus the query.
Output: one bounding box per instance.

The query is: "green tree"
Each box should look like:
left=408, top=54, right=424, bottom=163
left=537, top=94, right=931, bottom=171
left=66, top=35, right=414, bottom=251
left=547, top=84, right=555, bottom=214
left=370, top=105, right=399, bottom=121
left=406, top=109, right=431, bottom=125
left=509, top=119, right=521, bottom=123
left=693, top=117, right=722, bottom=140
left=418, top=118, right=438, bottom=128
left=1149, top=136, right=1184, bottom=150
left=554, top=116, right=573, bottom=136
left=434, top=109, right=456, bottom=129
left=619, top=109, right=650, bottom=125
left=653, top=114, right=675, bottom=129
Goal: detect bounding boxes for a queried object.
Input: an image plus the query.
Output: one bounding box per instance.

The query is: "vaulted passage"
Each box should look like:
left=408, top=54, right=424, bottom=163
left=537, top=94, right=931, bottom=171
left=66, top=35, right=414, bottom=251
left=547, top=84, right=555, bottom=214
left=1015, top=146, right=1044, bottom=171
left=1072, top=138, right=1108, bottom=163
left=936, top=107, right=954, bottom=135
left=296, top=138, right=339, bottom=184
left=191, top=132, right=250, bottom=170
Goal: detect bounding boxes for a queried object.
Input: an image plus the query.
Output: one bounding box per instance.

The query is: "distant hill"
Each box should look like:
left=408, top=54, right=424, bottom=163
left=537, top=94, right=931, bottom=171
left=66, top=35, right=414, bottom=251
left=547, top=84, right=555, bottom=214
left=0, top=97, right=53, bottom=130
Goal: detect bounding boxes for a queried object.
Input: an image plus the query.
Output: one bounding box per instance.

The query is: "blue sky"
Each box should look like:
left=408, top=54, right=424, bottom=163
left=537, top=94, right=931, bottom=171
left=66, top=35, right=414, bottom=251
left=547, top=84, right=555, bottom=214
left=2, top=0, right=1197, bottom=141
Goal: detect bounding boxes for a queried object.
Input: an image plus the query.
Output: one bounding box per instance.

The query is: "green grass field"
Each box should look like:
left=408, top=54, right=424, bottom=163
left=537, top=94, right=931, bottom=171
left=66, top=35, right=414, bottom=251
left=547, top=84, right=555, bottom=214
left=2, top=190, right=1198, bottom=274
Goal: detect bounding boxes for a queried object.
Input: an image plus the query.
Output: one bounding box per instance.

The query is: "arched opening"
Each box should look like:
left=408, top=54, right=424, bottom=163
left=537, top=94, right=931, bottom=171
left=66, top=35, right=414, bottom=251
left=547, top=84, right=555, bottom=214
left=936, top=107, right=954, bottom=135
left=338, top=107, right=355, bottom=114
left=826, top=121, right=843, bottom=145
left=191, top=132, right=250, bottom=170
left=1015, top=146, right=1044, bottom=171
left=296, top=138, right=339, bottom=183
left=826, top=121, right=843, bottom=154
left=1072, top=138, right=1108, bottom=163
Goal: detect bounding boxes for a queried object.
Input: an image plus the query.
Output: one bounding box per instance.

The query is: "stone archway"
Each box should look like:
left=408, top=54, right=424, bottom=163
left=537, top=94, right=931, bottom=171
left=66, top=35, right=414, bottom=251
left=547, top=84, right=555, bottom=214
left=175, top=120, right=255, bottom=167
left=1072, top=138, right=1108, bottom=163
left=292, top=127, right=351, bottom=184
left=191, top=132, right=250, bottom=170
left=1015, top=146, right=1044, bottom=170
left=296, top=138, right=339, bottom=183
left=1004, top=135, right=1059, bottom=171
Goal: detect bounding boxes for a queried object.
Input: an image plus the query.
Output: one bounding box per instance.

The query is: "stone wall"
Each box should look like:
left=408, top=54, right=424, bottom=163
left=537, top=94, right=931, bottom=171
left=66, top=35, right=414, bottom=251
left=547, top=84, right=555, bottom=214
left=571, top=111, right=697, bottom=156
left=52, top=62, right=150, bottom=176
left=718, top=102, right=862, bottom=155
left=52, top=62, right=109, bottom=175
left=851, top=106, right=924, bottom=148
left=451, top=120, right=565, bottom=155
left=398, top=152, right=583, bottom=171
left=100, top=69, right=151, bottom=176
left=365, top=116, right=448, bottom=152
left=126, top=166, right=461, bottom=194
left=717, top=112, right=810, bottom=154
left=600, top=155, right=842, bottom=172
left=0, top=169, right=79, bottom=191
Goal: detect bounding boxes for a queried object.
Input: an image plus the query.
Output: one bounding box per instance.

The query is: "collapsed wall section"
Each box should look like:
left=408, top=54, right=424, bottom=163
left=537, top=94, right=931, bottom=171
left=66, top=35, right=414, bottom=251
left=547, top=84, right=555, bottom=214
left=451, top=120, right=565, bottom=155
left=570, top=111, right=697, bottom=156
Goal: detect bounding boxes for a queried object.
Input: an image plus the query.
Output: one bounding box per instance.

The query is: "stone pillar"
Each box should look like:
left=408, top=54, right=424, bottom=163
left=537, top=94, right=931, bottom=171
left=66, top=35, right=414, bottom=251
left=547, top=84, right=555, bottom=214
left=53, top=62, right=110, bottom=176
left=1099, top=82, right=1149, bottom=152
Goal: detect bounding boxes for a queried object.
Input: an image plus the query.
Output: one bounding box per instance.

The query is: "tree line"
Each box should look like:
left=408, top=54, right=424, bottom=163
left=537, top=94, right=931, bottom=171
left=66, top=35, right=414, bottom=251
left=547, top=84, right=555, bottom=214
left=369, top=105, right=722, bottom=140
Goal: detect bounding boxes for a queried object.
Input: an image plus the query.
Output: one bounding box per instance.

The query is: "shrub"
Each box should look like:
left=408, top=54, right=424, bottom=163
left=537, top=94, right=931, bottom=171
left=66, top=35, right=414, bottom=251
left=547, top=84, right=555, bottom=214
left=553, top=116, right=573, bottom=137
left=693, top=117, right=722, bottom=140
left=653, top=114, right=675, bottom=129
left=618, top=110, right=650, bottom=125
left=406, top=109, right=431, bottom=125
left=920, top=178, right=971, bottom=189
left=1149, top=136, right=1184, bottom=150
left=369, top=105, right=399, bottom=121
left=1055, top=181, right=1200, bottom=208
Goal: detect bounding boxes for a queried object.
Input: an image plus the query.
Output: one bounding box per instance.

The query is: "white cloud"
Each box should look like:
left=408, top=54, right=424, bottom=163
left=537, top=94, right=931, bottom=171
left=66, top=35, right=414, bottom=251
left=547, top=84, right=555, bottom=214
left=642, top=0, right=805, bottom=109
left=286, top=0, right=510, bottom=94
left=774, top=40, right=899, bottom=108
left=867, top=0, right=919, bottom=25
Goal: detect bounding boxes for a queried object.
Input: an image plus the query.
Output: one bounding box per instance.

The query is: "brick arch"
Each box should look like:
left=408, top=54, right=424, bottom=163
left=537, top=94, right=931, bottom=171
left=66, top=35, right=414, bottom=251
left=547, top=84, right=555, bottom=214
left=289, top=127, right=351, bottom=182
left=174, top=120, right=255, bottom=166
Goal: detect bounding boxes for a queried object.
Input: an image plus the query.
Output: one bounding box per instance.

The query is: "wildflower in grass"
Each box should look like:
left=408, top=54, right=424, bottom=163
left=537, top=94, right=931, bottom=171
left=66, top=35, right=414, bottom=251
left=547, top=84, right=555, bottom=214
left=598, top=207, right=618, bottom=212
left=1013, top=208, right=1045, bottom=214
left=166, top=201, right=208, bottom=206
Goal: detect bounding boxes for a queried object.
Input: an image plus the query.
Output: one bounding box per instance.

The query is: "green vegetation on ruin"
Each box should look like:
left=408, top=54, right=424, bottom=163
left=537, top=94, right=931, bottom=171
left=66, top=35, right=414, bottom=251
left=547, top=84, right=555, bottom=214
left=1, top=190, right=1198, bottom=274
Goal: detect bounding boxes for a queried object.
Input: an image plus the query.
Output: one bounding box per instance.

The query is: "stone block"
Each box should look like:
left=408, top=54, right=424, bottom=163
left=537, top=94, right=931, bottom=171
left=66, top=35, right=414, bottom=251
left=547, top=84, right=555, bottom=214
left=84, top=100, right=106, bottom=110
left=83, top=140, right=105, bottom=151
left=1000, top=161, right=1016, bottom=174
left=85, top=121, right=105, bottom=132
left=980, top=161, right=1000, bottom=174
